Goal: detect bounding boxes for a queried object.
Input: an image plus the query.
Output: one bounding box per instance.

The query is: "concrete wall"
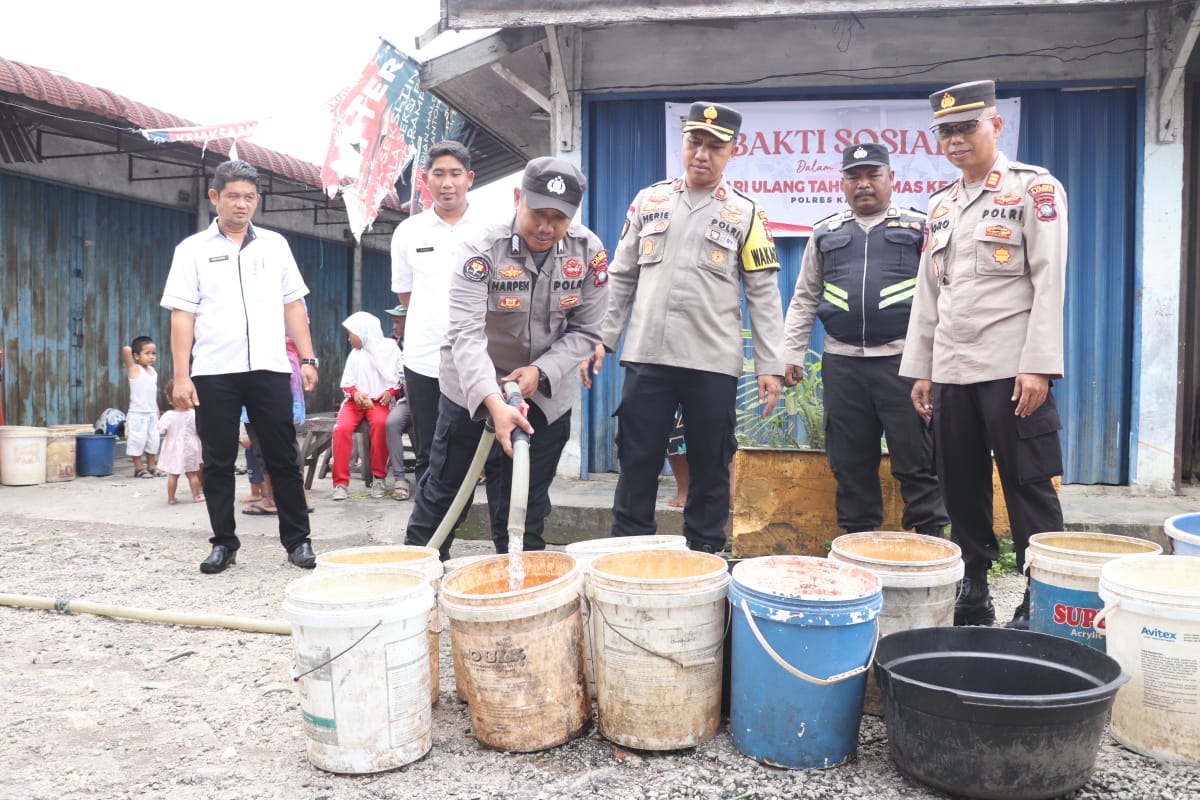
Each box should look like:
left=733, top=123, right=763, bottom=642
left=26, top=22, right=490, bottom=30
left=1135, top=39, right=1187, bottom=493
left=581, top=9, right=1145, bottom=93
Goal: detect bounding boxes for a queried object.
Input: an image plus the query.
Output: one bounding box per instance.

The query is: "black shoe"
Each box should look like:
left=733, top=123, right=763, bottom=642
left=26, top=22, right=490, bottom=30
left=687, top=541, right=717, bottom=554
left=288, top=542, right=317, bottom=569
left=200, top=545, right=236, bottom=574
left=954, top=575, right=996, bottom=626
left=1006, top=586, right=1031, bottom=630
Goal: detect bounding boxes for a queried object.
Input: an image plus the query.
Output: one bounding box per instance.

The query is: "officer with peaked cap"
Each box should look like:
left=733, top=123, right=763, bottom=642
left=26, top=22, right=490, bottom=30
left=583, top=101, right=786, bottom=554
left=900, top=80, right=1069, bottom=628
left=784, top=141, right=947, bottom=540
left=404, top=157, right=609, bottom=558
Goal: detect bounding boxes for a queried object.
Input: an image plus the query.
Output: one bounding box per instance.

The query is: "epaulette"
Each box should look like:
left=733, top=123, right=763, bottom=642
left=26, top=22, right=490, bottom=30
left=814, top=208, right=854, bottom=232
left=726, top=182, right=757, bottom=205
left=929, top=181, right=956, bottom=201
left=1008, top=161, right=1050, bottom=175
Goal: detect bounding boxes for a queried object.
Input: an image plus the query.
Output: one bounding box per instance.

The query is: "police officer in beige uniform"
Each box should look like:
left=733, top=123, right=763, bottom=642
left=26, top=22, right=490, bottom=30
left=900, top=80, right=1068, bottom=628
left=784, top=142, right=947, bottom=539
left=584, top=102, right=785, bottom=554
left=404, top=157, right=609, bottom=559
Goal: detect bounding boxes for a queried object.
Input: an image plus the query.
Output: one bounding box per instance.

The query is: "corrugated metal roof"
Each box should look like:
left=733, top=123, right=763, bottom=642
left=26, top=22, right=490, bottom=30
left=0, top=55, right=324, bottom=189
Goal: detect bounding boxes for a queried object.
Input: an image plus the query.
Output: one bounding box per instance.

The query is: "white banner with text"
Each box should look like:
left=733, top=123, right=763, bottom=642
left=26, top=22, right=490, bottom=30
left=665, top=98, right=1021, bottom=236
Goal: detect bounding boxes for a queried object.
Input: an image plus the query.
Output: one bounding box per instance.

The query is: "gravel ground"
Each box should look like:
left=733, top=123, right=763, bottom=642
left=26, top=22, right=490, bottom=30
left=1, top=480, right=1198, bottom=800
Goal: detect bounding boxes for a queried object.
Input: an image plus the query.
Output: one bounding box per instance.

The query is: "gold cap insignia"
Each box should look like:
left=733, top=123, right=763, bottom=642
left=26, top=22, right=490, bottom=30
left=940, top=93, right=956, bottom=109
left=703, top=106, right=718, bottom=121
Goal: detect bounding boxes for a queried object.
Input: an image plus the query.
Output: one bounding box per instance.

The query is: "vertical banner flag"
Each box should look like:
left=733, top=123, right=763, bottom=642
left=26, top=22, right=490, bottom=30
left=322, top=40, right=462, bottom=239
left=665, top=98, right=1020, bottom=236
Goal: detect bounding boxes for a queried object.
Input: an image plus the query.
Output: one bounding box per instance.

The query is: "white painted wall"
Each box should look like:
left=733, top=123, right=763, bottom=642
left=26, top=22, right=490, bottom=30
left=1134, top=46, right=1186, bottom=493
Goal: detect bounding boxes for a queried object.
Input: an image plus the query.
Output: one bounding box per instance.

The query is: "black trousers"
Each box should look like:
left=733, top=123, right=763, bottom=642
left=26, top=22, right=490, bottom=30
left=193, top=371, right=309, bottom=553
left=822, top=353, right=948, bottom=534
left=611, top=362, right=737, bottom=552
left=404, top=367, right=441, bottom=486
left=404, top=395, right=570, bottom=560
left=933, top=378, right=1064, bottom=576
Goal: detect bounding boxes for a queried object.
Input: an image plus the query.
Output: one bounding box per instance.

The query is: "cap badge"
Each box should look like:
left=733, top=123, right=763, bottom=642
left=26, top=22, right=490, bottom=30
left=546, top=176, right=566, bottom=195
left=703, top=106, right=718, bottom=121
left=853, top=147, right=867, bottom=159
left=940, top=92, right=956, bottom=109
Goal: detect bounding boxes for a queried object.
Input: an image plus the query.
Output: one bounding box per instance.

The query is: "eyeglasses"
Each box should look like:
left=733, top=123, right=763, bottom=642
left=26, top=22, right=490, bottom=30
left=936, top=118, right=993, bottom=140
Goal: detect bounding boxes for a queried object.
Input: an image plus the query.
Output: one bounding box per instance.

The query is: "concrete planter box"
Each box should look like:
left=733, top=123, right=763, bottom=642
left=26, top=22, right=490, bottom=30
left=731, top=446, right=1048, bottom=558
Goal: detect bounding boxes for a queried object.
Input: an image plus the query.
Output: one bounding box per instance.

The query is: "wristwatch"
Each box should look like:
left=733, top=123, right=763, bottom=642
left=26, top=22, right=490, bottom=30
left=301, top=357, right=319, bottom=368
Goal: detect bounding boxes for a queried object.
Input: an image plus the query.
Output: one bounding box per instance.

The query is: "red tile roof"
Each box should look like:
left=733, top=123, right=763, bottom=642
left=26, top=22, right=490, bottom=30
left=0, top=54, right=323, bottom=188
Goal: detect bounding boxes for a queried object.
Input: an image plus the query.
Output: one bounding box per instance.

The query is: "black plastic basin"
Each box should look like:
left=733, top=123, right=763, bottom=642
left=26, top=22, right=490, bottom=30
left=874, top=627, right=1128, bottom=800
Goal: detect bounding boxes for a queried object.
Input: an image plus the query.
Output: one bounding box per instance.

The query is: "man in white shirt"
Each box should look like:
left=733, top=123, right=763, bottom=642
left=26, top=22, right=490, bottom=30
left=161, top=160, right=320, bottom=575
left=390, top=141, right=480, bottom=487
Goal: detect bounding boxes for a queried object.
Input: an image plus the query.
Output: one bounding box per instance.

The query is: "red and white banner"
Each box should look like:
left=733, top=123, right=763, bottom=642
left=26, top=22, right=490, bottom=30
left=321, top=41, right=423, bottom=239
left=665, top=98, right=1021, bottom=236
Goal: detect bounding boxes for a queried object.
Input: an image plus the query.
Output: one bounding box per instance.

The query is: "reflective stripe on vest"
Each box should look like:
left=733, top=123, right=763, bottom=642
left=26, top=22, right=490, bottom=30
left=822, top=281, right=850, bottom=312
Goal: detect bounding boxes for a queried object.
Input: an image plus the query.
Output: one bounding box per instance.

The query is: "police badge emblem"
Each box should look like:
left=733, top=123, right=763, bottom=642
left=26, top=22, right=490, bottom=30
left=546, top=176, right=567, bottom=195
left=462, top=256, right=490, bottom=282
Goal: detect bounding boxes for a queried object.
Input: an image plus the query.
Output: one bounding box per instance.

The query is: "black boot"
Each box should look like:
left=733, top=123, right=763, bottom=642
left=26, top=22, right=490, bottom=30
left=955, top=574, right=996, bottom=626
left=1006, top=584, right=1031, bottom=630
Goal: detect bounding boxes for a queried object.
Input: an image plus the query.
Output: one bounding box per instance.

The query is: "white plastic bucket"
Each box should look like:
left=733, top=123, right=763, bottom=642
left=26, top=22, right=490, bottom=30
left=1164, top=513, right=1200, bottom=557
left=1098, top=555, right=1200, bottom=763
left=828, top=531, right=963, bottom=715
left=282, top=568, right=435, bottom=773
left=45, top=425, right=80, bottom=482
left=565, top=535, right=688, bottom=697
left=0, top=426, right=49, bottom=486
left=314, top=545, right=443, bottom=707
left=440, top=552, right=590, bottom=752
left=586, top=549, right=730, bottom=750
left=1027, top=531, right=1161, bottom=651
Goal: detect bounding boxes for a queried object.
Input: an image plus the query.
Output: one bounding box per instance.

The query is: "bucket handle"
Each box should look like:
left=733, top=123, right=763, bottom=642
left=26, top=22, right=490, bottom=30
left=592, top=599, right=728, bottom=670
left=739, top=598, right=878, bottom=686
left=1091, top=599, right=1118, bottom=633
left=290, top=620, right=382, bottom=682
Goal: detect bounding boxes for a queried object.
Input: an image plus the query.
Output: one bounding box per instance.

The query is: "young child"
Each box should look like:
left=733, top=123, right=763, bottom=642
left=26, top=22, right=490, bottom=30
left=122, top=336, right=162, bottom=478
left=331, top=312, right=402, bottom=500
left=157, top=380, right=204, bottom=504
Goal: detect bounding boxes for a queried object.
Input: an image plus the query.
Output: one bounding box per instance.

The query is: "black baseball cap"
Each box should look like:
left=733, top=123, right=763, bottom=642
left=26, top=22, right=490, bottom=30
left=842, top=142, right=890, bottom=170
left=521, top=157, right=587, bottom=218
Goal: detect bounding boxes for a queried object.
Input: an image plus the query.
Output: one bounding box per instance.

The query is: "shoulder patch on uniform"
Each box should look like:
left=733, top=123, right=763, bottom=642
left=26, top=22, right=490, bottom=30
left=462, top=255, right=491, bottom=282
left=740, top=209, right=780, bottom=272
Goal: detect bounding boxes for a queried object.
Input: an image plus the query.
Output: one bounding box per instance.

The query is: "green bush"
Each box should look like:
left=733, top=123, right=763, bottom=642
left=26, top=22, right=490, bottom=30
left=735, top=340, right=824, bottom=449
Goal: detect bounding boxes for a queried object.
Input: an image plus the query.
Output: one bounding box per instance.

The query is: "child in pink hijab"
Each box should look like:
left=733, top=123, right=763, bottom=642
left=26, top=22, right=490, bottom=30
left=330, top=311, right=403, bottom=500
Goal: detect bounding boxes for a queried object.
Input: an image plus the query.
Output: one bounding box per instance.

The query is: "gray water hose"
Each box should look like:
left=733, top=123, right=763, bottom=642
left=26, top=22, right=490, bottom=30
left=427, top=381, right=529, bottom=553
left=0, top=592, right=290, bottom=635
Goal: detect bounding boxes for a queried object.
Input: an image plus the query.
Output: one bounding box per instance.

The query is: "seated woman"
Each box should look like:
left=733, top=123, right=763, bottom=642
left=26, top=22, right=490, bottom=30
left=331, top=312, right=403, bottom=500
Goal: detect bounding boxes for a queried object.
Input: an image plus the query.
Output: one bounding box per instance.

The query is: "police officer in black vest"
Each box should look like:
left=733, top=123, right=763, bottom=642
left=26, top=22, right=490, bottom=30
left=783, top=142, right=948, bottom=539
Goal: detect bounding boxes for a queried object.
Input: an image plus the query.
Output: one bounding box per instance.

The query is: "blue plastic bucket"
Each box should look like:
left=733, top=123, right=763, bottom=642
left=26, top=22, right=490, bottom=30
left=729, top=555, right=882, bottom=769
left=76, top=434, right=116, bottom=477
left=1165, top=513, right=1200, bottom=557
